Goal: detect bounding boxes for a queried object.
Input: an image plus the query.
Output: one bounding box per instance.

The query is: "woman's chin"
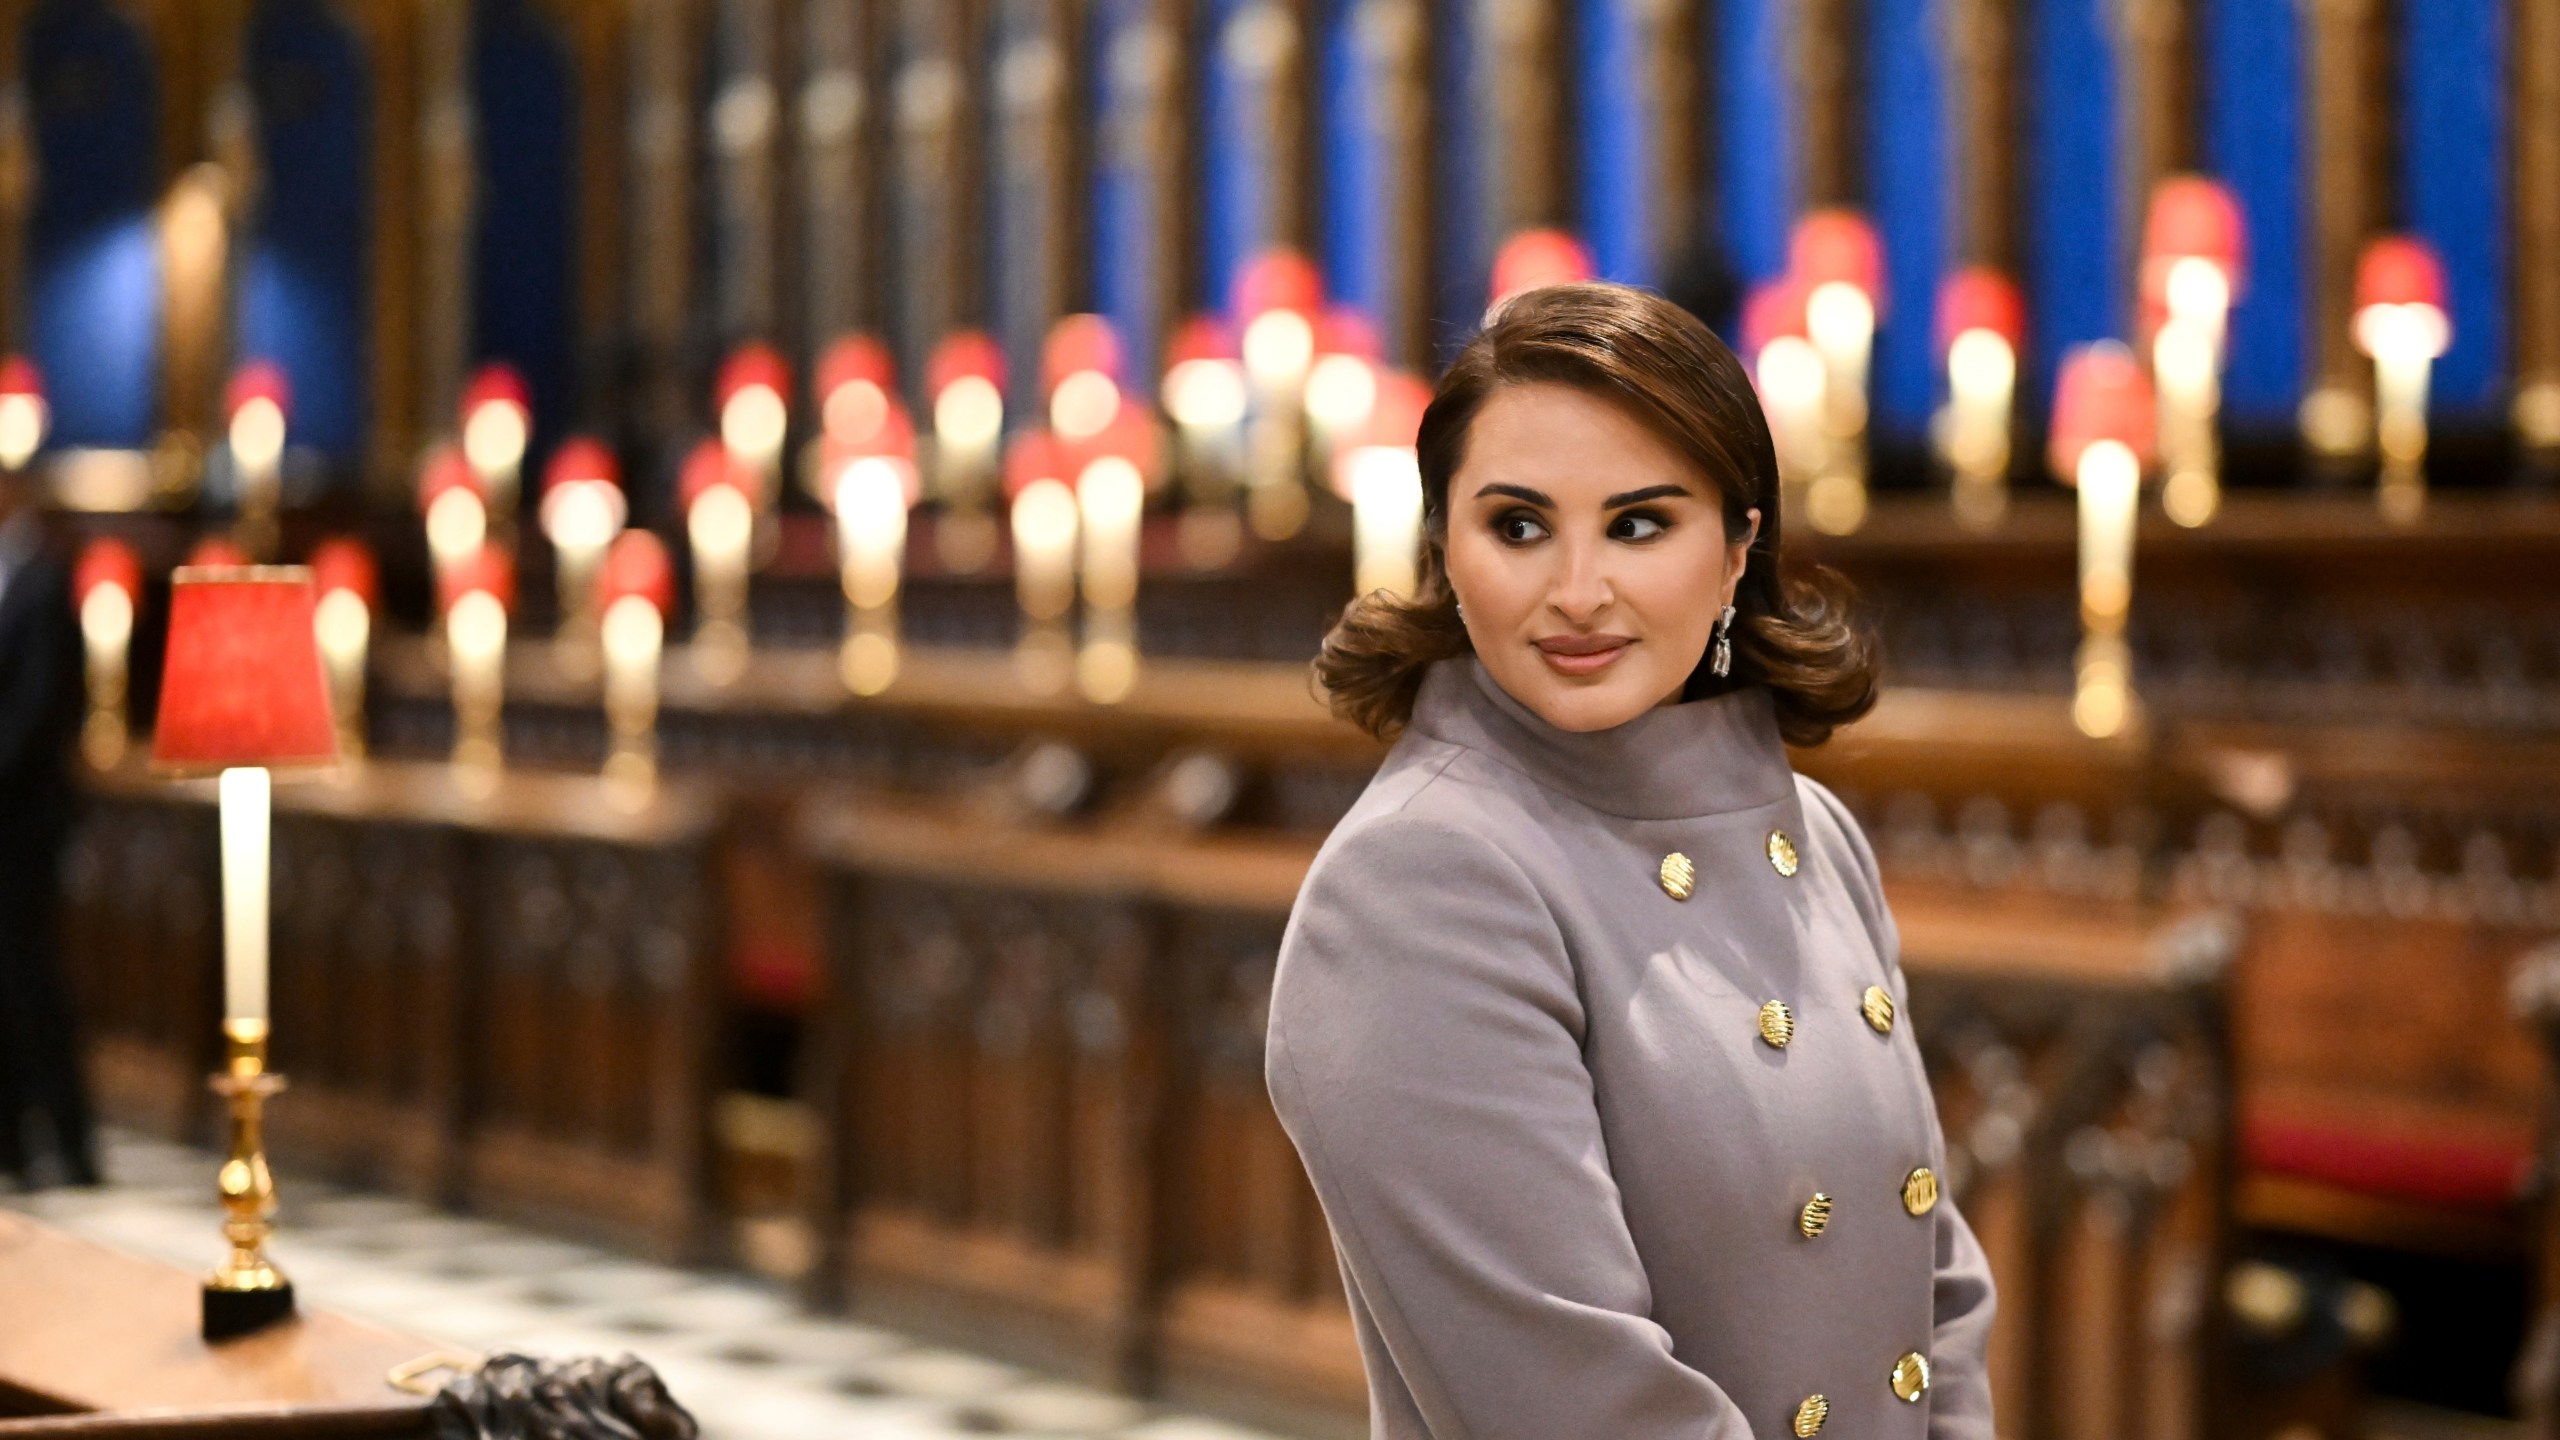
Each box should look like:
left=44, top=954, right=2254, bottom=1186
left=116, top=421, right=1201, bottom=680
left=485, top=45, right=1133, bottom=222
left=1494, top=661, right=1685, bottom=733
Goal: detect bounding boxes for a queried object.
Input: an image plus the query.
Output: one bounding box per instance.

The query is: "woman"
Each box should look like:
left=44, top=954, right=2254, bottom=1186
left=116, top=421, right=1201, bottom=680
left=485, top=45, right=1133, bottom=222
left=1267, top=283, right=1995, bottom=1439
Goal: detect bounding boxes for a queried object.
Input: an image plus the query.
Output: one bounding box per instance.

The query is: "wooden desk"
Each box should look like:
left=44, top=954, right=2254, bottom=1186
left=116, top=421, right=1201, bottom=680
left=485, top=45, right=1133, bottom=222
left=0, top=1212, right=439, bottom=1439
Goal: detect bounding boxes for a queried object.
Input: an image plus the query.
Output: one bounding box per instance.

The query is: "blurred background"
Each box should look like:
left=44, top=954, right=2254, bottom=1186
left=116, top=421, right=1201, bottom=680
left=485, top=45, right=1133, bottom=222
left=1, top=1, right=2556, bottom=1439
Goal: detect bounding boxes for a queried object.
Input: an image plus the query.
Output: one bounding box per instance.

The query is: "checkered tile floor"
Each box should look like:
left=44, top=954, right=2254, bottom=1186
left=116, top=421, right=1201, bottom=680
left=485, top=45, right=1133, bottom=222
left=5, top=1131, right=1301, bottom=1440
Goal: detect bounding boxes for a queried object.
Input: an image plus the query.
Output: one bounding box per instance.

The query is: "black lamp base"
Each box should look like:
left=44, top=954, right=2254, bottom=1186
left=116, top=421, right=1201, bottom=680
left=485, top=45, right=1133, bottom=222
left=203, top=1281, right=295, bottom=1341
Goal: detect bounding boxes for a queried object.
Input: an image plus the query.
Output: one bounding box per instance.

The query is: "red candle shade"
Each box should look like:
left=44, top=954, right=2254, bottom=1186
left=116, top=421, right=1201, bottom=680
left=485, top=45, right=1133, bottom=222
left=2141, top=176, right=2245, bottom=298
left=1316, top=308, right=1384, bottom=362
left=823, top=398, right=917, bottom=461
left=1003, top=429, right=1064, bottom=499
left=1061, top=403, right=1159, bottom=484
left=1489, top=229, right=1596, bottom=306
left=1790, top=210, right=1885, bottom=310
left=75, top=537, right=143, bottom=606
left=929, top=330, right=1007, bottom=398
left=543, top=436, right=622, bottom=498
left=1936, top=268, right=2026, bottom=355
left=1231, top=247, right=1322, bottom=320
left=679, top=438, right=757, bottom=512
left=225, top=362, right=292, bottom=425
left=1364, top=371, right=1431, bottom=451
left=715, top=343, right=791, bottom=412
left=2356, top=235, right=2447, bottom=314
left=189, top=536, right=253, bottom=568
left=2047, top=343, right=2157, bottom=479
left=1740, top=277, right=1811, bottom=357
left=151, top=568, right=338, bottom=773
left=417, top=443, right=482, bottom=510
left=818, top=334, right=897, bottom=446
left=1164, top=314, right=1239, bottom=370
left=1, top=354, right=43, bottom=402
left=437, top=544, right=516, bottom=616
left=597, top=531, right=677, bottom=619
left=1043, top=314, right=1124, bottom=392
left=306, top=537, right=378, bottom=611
left=459, top=364, right=530, bottom=427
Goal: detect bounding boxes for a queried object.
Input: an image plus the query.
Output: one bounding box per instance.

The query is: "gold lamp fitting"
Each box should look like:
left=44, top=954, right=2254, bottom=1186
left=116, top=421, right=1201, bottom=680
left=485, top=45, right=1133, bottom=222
left=203, top=1018, right=294, bottom=1340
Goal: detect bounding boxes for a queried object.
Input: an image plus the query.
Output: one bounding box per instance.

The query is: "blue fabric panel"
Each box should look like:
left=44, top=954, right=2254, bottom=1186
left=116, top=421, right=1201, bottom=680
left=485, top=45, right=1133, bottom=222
left=2026, top=0, right=2120, bottom=415
left=2402, top=0, right=2504, bottom=416
left=472, top=0, right=575, bottom=449
left=1868, top=0, right=1945, bottom=436
left=987, top=4, right=1060, bottom=415
left=237, top=0, right=370, bottom=459
left=1201, top=0, right=1275, bottom=314
left=1092, top=0, right=1161, bottom=389
left=1431, top=0, right=1488, bottom=342
left=1716, top=0, right=1792, bottom=285
left=1321, top=1, right=1384, bottom=318
left=23, top=2, right=161, bottom=446
left=2201, top=0, right=2301, bottom=429
left=1577, top=0, right=1649, bottom=286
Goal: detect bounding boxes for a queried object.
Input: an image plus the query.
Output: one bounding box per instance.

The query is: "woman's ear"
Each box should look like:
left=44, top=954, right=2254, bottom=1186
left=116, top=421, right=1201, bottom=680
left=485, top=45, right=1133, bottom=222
left=1721, top=507, right=1762, bottom=605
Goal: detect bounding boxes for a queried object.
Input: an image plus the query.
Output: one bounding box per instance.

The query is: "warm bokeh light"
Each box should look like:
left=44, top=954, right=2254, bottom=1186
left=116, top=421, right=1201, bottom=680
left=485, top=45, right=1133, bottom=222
left=1049, top=370, right=1121, bottom=441
left=229, top=396, right=286, bottom=476
left=935, top=375, right=1005, bottom=451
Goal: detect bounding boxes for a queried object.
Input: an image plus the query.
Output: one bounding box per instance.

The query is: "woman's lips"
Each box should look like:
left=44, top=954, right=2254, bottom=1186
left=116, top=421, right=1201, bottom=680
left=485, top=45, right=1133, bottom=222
left=1534, top=635, right=1633, bottom=677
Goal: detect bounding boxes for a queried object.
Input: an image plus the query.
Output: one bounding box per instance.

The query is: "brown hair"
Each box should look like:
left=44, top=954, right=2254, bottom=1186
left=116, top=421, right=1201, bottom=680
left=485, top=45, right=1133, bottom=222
left=1316, top=282, right=1879, bottom=746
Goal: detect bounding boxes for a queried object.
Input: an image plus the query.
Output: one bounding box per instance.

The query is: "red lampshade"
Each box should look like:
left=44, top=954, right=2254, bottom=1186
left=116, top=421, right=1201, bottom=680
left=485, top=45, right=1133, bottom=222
left=1790, top=210, right=1885, bottom=308
left=1359, top=371, right=1431, bottom=451
left=2048, top=343, right=2157, bottom=478
left=597, top=531, right=677, bottom=618
left=74, top=536, right=143, bottom=602
left=306, top=537, right=378, bottom=610
left=928, top=330, right=1007, bottom=398
left=1, top=354, right=44, bottom=401
left=188, top=535, right=253, bottom=568
left=543, top=435, right=622, bottom=493
left=1316, top=307, right=1384, bottom=360
left=817, top=334, right=896, bottom=399
left=1164, top=314, right=1238, bottom=369
left=460, top=363, right=530, bottom=423
left=678, top=438, right=756, bottom=511
left=1489, top=228, right=1596, bottom=306
left=2141, top=177, right=2245, bottom=298
left=151, top=567, right=338, bottom=773
left=2356, top=235, right=2447, bottom=313
left=822, top=398, right=918, bottom=464
left=226, top=361, right=292, bottom=421
left=437, top=544, right=516, bottom=615
left=1062, top=404, right=1158, bottom=483
left=716, top=342, right=791, bottom=409
left=1936, top=267, right=2026, bottom=354
left=1043, top=314, right=1124, bottom=392
left=1231, top=248, right=1322, bottom=320
left=1740, top=277, right=1811, bottom=356
left=417, top=443, right=482, bottom=509
left=1003, top=429, right=1063, bottom=498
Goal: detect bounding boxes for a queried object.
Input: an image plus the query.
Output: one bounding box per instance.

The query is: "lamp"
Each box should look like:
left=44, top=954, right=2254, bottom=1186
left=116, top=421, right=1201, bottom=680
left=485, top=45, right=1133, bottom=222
left=0, top=355, right=50, bottom=471
left=150, top=565, right=339, bottom=1341
left=1046, top=313, right=1125, bottom=445
left=1305, top=309, right=1383, bottom=477
left=306, top=537, right=377, bottom=760
left=1161, top=314, right=1248, bottom=566
left=2353, top=235, right=2450, bottom=525
left=2141, top=177, right=2245, bottom=527
left=72, top=537, right=143, bottom=770
left=225, top=362, right=291, bottom=558
left=1006, top=431, right=1077, bottom=694
left=459, top=364, right=532, bottom=521
left=417, top=443, right=486, bottom=608
left=679, top=439, right=756, bottom=684
left=1234, top=248, right=1322, bottom=540
left=716, top=343, right=792, bottom=504
left=1487, top=228, right=1595, bottom=319
left=596, top=530, right=675, bottom=793
left=539, top=437, right=625, bottom=663
left=926, top=331, right=1007, bottom=572
left=1744, top=277, right=1827, bottom=497
left=1335, top=370, right=1430, bottom=602
left=827, top=402, right=921, bottom=696
left=1069, top=405, right=1156, bottom=704
left=1934, top=268, right=2025, bottom=530
left=2049, top=343, right=2156, bottom=741
left=1791, top=210, right=1882, bottom=535
left=439, top=545, right=514, bottom=780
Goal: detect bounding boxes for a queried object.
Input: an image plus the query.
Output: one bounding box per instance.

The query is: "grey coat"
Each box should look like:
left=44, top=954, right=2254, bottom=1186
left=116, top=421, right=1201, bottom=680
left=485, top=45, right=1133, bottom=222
left=1268, top=659, right=1996, bottom=1440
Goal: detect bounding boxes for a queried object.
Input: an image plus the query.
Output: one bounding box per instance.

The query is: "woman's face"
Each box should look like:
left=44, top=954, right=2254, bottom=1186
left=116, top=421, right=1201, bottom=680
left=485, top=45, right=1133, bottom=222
left=1443, top=382, right=1758, bottom=733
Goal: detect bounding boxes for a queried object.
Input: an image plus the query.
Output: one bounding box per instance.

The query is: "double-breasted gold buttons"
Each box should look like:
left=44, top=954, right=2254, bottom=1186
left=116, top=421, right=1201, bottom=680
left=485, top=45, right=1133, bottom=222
left=1890, top=1351, right=1931, bottom=1402
left=1658, top=852, right=1696, bottom=900
left=1757, top=1000, right=1795, bottom=1048
left=1861, top=985, right=1896, bottom=1034
left=1902, top=1167, right=1939, bottom=1216
left=1798, top=1192, right=1832, bottom=1239
left=1766, top=829, right=1800, bottom=877
left=1791, top=1393, right=1830, bottom=1436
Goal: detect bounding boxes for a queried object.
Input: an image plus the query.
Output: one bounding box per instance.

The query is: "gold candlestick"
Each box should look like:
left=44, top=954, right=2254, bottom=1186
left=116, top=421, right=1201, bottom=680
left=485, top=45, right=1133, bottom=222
left=204, top=1018, right=293, bottom=1339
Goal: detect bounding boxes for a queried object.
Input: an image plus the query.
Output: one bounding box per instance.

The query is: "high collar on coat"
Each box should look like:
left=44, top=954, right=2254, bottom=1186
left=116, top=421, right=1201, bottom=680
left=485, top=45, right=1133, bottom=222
left=1403, top=657, right=1797, bottom=822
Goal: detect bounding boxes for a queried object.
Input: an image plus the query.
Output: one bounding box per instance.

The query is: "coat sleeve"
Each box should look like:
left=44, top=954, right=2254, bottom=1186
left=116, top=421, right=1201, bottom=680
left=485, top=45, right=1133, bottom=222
left=1801, top=779, right=1999, bottom=1440
left=1266, top=812, right=1754, bottom=1440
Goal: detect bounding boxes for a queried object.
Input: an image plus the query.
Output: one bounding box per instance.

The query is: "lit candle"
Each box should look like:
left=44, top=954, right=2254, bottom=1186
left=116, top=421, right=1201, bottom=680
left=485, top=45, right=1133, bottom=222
left=1934, top=268, right=2024, bottom=531
left=218, top=766, right=271, bottom=1024
left=2141, top=177, right=2244, bottom=528
left=72, top=537, right=141, bottom=770
left=1075, top=453, right=1145, bottom=703
left=2353, top=236, right=2451, bottom=526
left=1161, top=314, right=1249, bottom=568
left=1234, top=249, right=1322, bottom=540
left=440, top=545, right=514, bottom=777
left=2048, top=343, right=2156, bottom=740
left=1007, top=431, right=1078, bottom=694
left=538, top=437, right=626, bottom=661
left=679, top=439, right=755, bottom=684
left=595, top=530, right=675, bottom=793
left=225, top=362, right=291, bottom=556
left=928, top=331, right=1008, bottom=572
left=307, top=537, right=377, bottom=760
left=835, top=451, right=916, bottom=696
left=1791, top=210, right=1881, bottom=536
left=417, top=444, right=486, bottom=607
left=716, top=343, right=792, bottom=506
left=459, top=363, right=532, bottom=521
left=1744, top=278, right=1827, bottom=493
left=1336, top=370, right=1430, bottom=600
left=0, top=355, right=50, bottom=471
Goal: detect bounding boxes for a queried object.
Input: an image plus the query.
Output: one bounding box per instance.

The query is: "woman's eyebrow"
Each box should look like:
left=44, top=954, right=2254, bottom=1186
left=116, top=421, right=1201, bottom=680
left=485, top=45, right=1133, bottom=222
left=1602, top=482, right=1695, bottom=508
left=1473, top=482, right=1555, bottom=507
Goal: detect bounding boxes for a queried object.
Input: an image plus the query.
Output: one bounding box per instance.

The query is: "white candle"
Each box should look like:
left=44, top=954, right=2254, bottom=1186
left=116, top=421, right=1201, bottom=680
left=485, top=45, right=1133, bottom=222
left=218, top=766, right=271, bottom=1026
left=1346, top=444, right=1423, bottom=600
left=834, top=457, right=912, bottom=695
left=1012, top=478, right=1079, bottom=624
left=2075, top=438, right=2141, bottom=631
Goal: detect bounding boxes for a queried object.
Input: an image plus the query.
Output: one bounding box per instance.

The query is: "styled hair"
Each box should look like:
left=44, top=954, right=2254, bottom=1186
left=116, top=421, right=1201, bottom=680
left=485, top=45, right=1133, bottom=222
left=1315, top=282, right=1879, bottom=746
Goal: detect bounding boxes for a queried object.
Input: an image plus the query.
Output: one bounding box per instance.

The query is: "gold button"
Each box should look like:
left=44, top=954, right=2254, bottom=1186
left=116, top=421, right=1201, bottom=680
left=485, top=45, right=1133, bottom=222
left=1766, top=829, right=1800, bottom=877
left=1902, top=1167, right=1939, bottom=1216
left=1792, top=1393, right=1830, bottom=1437
left=1861, top=985, right=1896, bottom=1034
left=1659, top=851, right=1696, bottom=900
left=1798, top=1192, right=1832, bottom=1239
left=1890, top=1351, right=1931, bottom=1402
left=1757, top=999, right=1795, bottom=1048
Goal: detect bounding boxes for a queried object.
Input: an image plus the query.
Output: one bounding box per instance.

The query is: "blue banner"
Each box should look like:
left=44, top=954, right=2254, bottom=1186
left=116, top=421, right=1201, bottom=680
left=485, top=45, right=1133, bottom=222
left=1092, top=0, right=1172, bottom=389
left=1867, top=0, right=1947, bottom=437
left=1716, top=0, right=1793, bottom=286
left=2026, top=0, right=2121, bottom=414
left=1201, top=0, right=1290, bottom=311
left=2205, top=0, right=2302, bottom=430
left=2403, top=0, right=2504, bottom=417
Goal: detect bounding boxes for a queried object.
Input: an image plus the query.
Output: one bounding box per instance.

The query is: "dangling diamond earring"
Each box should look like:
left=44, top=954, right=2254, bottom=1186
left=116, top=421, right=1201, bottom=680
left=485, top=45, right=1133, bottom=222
left=1709, top=604, right=1737, bottom=678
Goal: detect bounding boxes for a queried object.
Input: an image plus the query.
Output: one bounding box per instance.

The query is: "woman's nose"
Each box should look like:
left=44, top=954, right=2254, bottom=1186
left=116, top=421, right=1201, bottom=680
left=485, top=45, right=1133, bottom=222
left=1548, top=542, right=1615, bottom=623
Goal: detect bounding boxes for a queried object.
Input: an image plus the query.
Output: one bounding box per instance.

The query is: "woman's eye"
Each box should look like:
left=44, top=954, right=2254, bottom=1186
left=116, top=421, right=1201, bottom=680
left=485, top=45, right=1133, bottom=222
left=1494, top=511, right=1550, bottom=544
left=1612, top=511, right=1669, bottom=541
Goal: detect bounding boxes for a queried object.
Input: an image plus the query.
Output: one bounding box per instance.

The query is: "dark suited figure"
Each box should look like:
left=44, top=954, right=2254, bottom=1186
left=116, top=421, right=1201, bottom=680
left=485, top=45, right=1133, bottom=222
left=0, top=467, right=97, bottom=1187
